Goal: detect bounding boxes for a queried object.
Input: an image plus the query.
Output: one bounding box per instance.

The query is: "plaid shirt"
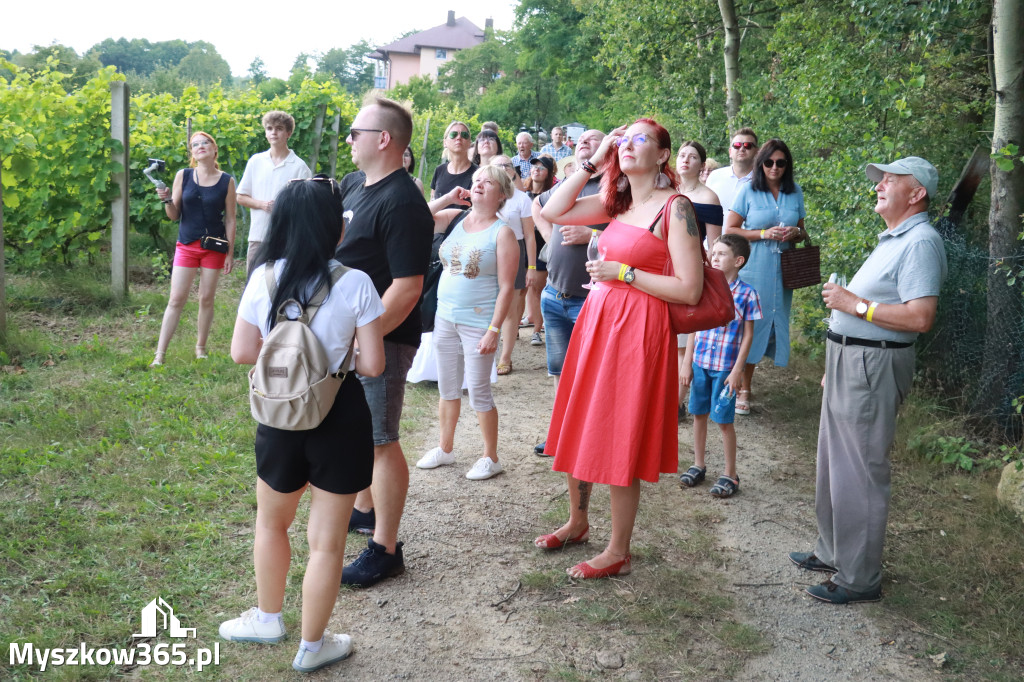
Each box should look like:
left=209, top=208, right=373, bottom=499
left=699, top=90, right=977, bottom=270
left=511, top=152, right=537, bottom=179
left=692, top=277, right=762, bottom=372
left=540, top=143, right=572, bottom=160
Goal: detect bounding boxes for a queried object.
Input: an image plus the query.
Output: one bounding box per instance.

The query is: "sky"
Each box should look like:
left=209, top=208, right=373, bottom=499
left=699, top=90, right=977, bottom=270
left=1, top=0, right=520, bottom=79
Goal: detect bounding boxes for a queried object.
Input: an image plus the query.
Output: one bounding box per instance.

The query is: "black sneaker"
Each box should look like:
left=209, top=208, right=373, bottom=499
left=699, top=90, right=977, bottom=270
left=534, top=440, right=551, bottom=457
left=341, top=538, right=404, bottom=587
left=348, top=507, right=375, bottom=535
left=788, top=551, right=837, bottom=574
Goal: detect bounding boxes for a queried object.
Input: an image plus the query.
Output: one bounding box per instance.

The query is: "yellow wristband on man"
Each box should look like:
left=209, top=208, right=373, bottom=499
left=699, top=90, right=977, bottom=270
left=866, top=301, right=879, bottom=323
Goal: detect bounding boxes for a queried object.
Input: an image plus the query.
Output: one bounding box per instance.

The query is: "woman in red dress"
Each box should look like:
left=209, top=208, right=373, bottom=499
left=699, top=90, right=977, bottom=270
left=535, top=119, right=704, bottom=578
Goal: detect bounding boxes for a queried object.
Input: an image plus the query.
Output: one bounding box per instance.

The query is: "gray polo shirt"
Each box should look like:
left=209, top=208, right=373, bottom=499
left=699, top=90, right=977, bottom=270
left=829, top=212, right=947, bottom=343
left=537, top=176, right=609, bottom=298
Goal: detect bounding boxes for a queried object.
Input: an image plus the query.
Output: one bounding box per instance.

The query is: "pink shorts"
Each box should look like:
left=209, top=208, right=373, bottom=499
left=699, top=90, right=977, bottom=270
left=173, top=240, right=227, bottom=269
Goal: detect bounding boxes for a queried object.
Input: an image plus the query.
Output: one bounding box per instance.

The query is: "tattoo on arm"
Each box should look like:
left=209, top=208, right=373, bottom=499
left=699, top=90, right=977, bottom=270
left=674, top=198, right=699, bottom=237
left=577, top=481, right=591, bottom=511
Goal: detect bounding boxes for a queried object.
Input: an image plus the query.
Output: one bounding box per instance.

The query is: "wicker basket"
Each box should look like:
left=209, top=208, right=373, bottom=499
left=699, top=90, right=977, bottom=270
left=781, top=235, right=821, bottom=289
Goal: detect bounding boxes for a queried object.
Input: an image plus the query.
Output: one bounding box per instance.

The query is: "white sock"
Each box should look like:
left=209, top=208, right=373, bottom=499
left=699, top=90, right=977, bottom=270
left=256, top=608, right=281, bottom=624
left=300, top=637, right=323, bottom=653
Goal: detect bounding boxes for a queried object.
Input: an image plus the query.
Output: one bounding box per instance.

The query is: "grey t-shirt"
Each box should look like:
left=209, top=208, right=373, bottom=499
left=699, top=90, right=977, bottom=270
left=829, top=213, right=947, bottom=343
left=537, top=176, right=609, bottom=298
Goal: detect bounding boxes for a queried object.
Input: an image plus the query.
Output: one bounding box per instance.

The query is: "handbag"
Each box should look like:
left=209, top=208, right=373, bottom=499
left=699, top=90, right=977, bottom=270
left=780, top=232, right=821, bottom=289
left=200, top=234, right=230, bottom=254
left=656, top=195, right=735, bottom=334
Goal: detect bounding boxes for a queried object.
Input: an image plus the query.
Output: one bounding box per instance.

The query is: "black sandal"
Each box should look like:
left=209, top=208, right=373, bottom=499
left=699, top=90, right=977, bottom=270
left=679, top=466, right=706, bottom=488
left=709, top=475, right=739, bottom=498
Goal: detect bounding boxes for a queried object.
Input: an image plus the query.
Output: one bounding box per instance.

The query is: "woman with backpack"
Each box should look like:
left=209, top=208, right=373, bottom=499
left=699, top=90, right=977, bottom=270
left=222, top=177, right=386, bottom=674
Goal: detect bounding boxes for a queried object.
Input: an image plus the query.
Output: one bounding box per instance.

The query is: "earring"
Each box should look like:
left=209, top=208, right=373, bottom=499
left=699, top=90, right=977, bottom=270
left=616, top=175, right=630, bottom=192
left=654, top=171, right=672, bottom=189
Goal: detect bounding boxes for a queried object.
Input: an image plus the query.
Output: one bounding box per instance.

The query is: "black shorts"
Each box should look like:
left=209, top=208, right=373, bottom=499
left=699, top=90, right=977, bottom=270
left=254, top=377, right=374, bottom=495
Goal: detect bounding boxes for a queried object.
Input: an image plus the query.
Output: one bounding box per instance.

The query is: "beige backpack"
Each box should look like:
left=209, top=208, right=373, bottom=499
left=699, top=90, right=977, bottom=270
left=248, top=261, right=354, bottom=430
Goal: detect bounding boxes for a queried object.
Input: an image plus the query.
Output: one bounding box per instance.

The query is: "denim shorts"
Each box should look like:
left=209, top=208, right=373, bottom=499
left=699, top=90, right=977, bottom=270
left=687, top=364, right=736, bottom=424
left=358, top=340, right=417, bottom=445
left=540, top=284, right=586, bottom=376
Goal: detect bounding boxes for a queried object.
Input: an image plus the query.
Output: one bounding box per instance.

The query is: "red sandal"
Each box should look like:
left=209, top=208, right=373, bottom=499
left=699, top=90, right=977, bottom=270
left=534, top=525, right=589, bottom=550
left=567, top=554, right=631, bottom=579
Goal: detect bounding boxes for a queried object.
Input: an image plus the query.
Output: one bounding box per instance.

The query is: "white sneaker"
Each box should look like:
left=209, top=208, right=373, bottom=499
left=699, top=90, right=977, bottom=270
left=531, top=332, right=544, bottom=346
left=292, top=632, right=352, bottom=673
left=218, top=607, right=286, bottom=643
left=466, top=457, right=503, bottom=480
left=416, top=446, right=456, bottom=469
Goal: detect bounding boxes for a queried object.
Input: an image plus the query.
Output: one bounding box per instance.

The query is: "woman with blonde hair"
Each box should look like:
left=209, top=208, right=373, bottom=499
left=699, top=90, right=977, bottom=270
left=152, top=131, right=236, bottom=366
left=431, top=120, right=477, bottom=209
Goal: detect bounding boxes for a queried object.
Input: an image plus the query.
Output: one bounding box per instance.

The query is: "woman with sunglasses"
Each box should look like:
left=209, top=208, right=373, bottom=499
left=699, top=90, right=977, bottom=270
left=431, top=121, right=477, bottom=210
left=536, top=119, right=704, bottom=579
left=151, top=131, right=237, bottom=367
left=472, top=128, right=503, bottom=167
left=403, top=146, right=424, bottom=194
left=722, top=139, right=807, bottom=415
left=223, top=177, right=386, bottom=672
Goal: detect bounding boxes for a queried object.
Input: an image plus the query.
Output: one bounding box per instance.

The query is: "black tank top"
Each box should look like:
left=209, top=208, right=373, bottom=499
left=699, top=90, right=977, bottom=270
left=178, top=168, right=231, bottom=244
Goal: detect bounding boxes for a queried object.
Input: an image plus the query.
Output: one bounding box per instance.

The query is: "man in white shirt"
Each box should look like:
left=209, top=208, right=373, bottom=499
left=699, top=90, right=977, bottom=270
left=237, top=111, right=312, bottom=275
left=705, top=127, right=758, bottom=214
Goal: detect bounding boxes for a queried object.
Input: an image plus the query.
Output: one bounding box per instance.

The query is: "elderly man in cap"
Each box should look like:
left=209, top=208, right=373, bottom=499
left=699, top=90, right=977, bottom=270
left=789, top=156, right=947, bottom=604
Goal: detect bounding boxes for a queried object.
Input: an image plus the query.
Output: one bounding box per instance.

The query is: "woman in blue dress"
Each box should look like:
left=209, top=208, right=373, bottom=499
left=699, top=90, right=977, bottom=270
left=722, top=139, right=806, bottom=414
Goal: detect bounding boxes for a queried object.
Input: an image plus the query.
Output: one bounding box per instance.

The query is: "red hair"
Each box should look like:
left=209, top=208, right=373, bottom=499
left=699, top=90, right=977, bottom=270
left=600, top=118, right=678, bottom=217
left=188, top=131, right=220, bottom=169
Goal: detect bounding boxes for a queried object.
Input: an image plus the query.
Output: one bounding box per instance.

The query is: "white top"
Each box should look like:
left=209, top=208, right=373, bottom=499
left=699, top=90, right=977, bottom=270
left=496, top=188, right=532, bottom=240
left=238, top=260, right=384, bottom=373
left=237, top=149, right=312, bottom=242
left=706, top=165, right=753, bottom=214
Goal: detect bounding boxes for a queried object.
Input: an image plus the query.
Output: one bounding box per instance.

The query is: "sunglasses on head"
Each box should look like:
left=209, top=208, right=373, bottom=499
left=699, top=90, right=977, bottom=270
left=762, top=158, right=788, bottom=169
left=448, top=130, right=471, bottom=140
left=290, top=174, right=339, bottom=196
left=732, top=141, right=757, bottom=150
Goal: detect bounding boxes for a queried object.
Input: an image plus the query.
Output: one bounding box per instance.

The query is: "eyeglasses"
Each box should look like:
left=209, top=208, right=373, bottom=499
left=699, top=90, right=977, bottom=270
left=762, top=158, right=788, bottom=169
left=616, top=133, right=649, bottom=147
left=494, top=162, right=513, bottom=169
left=448, top=130, right=471, bottom=140
left=732, top=141, right=757, bottom=150
left=349, top=128, right=383, bottom=140
left=290, top=174, right=338, bottom=196
left=191, top=139, right=212, bottom=149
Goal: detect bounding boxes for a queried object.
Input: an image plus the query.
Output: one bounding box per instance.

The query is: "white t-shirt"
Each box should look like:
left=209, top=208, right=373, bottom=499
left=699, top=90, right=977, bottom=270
left=706, top=165, right=753, bottom=214
left=238, top=260, right=384, bottom=374
left=237, top=150, right=312, bottom=242
left=497, top=188, right=532, bottom=240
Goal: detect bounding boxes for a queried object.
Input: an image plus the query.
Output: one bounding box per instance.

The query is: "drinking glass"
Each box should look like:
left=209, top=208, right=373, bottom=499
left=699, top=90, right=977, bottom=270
left=582, top=230, right=601, bottom=290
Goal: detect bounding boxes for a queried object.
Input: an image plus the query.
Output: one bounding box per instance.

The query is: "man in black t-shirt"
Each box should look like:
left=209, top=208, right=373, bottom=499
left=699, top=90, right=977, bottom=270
left=335, top=97, right=433, bottom=588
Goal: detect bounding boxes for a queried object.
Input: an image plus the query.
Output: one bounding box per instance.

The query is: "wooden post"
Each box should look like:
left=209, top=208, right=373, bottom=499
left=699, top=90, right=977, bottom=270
left=110, top=81, right=130, bottom=301
left=307, top=104, right=327, bottom=173
left=0, top=159, right=6, bottom=337
left=418, top=115, right=431, bottom=188
left=329, top=113, right=340, bottom=177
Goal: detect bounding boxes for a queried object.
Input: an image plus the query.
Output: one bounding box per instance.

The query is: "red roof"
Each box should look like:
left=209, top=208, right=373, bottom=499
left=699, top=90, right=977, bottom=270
left=371, top=16, right=484, bottom=58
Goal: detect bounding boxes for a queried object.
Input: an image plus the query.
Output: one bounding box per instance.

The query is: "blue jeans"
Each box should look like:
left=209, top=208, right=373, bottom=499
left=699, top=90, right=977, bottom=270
left=540, top=284, right=587, bottom=376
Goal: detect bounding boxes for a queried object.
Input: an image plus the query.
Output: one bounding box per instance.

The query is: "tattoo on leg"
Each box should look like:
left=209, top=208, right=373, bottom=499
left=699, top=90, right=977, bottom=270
left=577, top=481, right=591, bottom=511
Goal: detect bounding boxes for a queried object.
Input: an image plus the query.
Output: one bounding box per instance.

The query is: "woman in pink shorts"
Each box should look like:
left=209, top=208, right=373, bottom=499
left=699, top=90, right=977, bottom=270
left=151, top=131, right=237, bottom=366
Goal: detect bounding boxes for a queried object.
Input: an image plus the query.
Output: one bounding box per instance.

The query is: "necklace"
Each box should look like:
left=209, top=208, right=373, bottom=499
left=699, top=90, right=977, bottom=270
left=678, top=180, right=700, bottom=194
left=632, top=189, right=657, bottom=210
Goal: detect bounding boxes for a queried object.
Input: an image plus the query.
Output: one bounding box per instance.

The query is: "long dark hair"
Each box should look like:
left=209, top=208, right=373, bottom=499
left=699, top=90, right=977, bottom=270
left=600, top=118, right=679, bottom=217
left=471, top=129, right=503, bottom=165
left=404, top=147, right=416, bottom=175
left=254, top=176, right=344, bottom=330
left=751, top=138, right=797, bottom=194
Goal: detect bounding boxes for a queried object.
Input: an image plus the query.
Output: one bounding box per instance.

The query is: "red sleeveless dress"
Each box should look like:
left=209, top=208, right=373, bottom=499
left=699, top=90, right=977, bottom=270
left=547, top=218, right=678, bottom=486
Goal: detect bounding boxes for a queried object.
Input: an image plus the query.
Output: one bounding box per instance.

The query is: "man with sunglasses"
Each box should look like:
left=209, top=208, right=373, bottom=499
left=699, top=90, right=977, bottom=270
left=336, top=97, right=434, bottom=588
left=706, top=127, right=758, bottom=214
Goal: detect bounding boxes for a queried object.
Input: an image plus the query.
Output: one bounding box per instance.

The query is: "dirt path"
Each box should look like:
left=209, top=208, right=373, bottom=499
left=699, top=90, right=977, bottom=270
left=326, top=334, right=942, bottom=681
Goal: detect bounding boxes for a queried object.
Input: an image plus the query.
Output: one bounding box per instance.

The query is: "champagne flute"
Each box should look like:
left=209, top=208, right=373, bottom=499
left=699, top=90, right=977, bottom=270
left=582, top=229, right=600, bottom=290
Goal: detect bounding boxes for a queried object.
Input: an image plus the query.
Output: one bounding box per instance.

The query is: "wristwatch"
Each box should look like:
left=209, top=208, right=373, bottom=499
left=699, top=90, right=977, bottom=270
left=855, top=299, right=869, bottom=319
left=623, top=267, right=636, bottom=284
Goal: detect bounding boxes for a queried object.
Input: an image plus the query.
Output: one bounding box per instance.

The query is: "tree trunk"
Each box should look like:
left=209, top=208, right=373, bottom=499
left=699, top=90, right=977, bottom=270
left=718, top=0, right=741, bottom=127
left=980, top=0, right=1024, bottom=423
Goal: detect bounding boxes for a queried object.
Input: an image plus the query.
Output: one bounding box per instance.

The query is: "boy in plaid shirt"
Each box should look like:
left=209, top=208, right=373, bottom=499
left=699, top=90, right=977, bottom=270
left=680, top=234, right=762, bottom=498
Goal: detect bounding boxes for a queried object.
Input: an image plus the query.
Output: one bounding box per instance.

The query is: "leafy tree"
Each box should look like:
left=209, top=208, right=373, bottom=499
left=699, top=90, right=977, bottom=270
left=391, top=74, right=446, bottom=112
left=13, top=44, right=102, bottom=89
left=176, top=43, right=232, bottom=86
left=316, top=41, right=375, bottom=96
left=92, top=38, right=190, bottom=77
left=248, top=57, right=268, bottom=85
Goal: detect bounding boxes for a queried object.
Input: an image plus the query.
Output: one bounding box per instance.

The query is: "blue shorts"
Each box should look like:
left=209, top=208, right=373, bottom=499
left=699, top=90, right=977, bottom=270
left=540, top=284, right=586, bottom=376
left=358, top=340, right=417, bottom=446
left=687, top=365, right=736, bottom=424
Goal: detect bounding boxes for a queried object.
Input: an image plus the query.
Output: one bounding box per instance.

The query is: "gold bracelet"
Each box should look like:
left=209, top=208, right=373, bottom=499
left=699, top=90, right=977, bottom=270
left=617, top=263, right=628, bottom=281
left=866, top=301, right=879, bottom=323
left=487, top=325, right=500, bottom=333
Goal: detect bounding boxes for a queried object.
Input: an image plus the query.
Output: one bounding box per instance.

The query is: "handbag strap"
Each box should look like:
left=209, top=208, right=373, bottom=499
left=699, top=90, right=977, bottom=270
left=654, top=194, right=711, bottom=268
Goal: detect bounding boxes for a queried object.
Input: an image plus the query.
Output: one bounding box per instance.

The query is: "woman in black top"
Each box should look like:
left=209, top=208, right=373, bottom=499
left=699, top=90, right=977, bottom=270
left=431, top=121, right=477, bottom=209
left=152, top=131, right=236, bottom=366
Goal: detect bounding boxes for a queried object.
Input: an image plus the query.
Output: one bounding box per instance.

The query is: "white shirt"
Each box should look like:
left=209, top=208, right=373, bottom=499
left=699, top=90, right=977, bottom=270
left=238, top=260, right=384, bottom=374
left=497, top=188, right=532, bottom=240
left=237, top=150, right=312, bottom=242
left=706, top=165, right=753, bottom=214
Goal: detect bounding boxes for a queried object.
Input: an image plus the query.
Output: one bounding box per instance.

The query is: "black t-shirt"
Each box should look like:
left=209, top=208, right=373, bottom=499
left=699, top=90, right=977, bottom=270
left=538, top=175, right=609, bottom=298
left=431, top=162, right=478, bottom=210
left=336, top=169, right=434, bottom=347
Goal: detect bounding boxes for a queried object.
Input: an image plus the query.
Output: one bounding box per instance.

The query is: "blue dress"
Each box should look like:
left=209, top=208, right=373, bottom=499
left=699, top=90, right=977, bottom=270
left=730, top=183, right=806, bottom=367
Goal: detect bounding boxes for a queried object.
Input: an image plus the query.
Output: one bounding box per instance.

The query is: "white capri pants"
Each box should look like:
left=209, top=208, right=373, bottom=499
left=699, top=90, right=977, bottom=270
left=433, top=316, right=496, bottom=412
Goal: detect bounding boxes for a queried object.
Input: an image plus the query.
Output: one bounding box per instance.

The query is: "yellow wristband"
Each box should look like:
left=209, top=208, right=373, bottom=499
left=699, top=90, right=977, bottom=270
left=760, top=230, right=766, bottom=240
left=487, top=325, right=500, bottom=333
left=617, top=263, right=628, bottom=281
left=527, top=265, right=537, bottom=270
left=865, top=301, right=879, bottom=323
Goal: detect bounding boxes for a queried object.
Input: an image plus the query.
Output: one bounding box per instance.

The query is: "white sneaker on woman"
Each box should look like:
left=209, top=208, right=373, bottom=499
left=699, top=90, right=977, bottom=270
left=218, top=607, right=286, bottom=643
left=416, top=446, right=455, bottom=469
left=466, top=457, right=503, bottom=480
left=292, top=632, right=352, bottom=673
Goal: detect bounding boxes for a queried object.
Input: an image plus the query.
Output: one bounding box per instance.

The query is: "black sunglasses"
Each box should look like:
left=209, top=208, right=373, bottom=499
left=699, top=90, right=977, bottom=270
left=349, top=128, right=383, bottom=140
left=762, top=158, right=788, bottom=169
